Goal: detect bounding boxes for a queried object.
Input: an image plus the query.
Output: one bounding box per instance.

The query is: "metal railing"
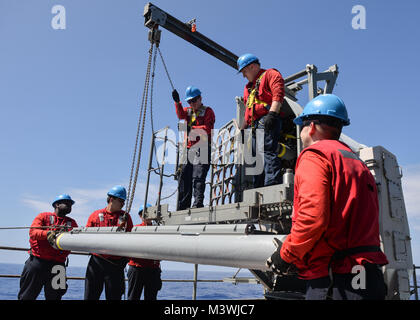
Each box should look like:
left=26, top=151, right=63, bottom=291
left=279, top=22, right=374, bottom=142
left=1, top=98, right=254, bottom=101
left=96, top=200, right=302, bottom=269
left=411, top=265, right=420, bottom=300
left=3, top=246, right=418, bottom=300
left=0, top=245, right=260, bottom=300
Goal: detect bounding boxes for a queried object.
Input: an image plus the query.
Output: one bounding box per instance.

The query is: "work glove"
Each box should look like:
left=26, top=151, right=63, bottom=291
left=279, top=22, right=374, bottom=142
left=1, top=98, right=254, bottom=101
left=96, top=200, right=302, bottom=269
left=172, top=89, right=180, bottom=103
left=266, top=238, right=298, bottom=275
left=117, top=214, right=128, bottom=232
left=47, top=230, right=58, bottom=249
left=263, top=111, right=279, bottom=131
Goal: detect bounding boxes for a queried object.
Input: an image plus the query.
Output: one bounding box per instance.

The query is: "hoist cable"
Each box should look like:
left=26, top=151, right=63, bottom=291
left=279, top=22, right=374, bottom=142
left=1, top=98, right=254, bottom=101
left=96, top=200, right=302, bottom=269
left=155, top=47, right=179, bottom=201
left=150, top=43, right=161, bottom=170
left=126, top=42, right=155, bottom=214
left=127, top=45, right=154, bottom=214
left=126, top=44, right=178, bottom=216
left=157, top=47, right=175, bottom=91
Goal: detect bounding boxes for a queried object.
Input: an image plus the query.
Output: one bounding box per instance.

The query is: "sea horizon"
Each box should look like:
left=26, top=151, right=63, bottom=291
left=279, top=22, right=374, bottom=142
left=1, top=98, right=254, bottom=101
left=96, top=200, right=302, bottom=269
left=0, top=262, right=265, bottom=300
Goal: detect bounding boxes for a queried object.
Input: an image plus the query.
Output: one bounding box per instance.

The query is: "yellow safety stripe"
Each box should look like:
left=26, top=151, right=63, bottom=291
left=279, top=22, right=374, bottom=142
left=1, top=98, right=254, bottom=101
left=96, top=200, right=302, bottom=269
left=56, top=233, right=64, bottom=250
left=278, top=143, right=287, bottom=158
left=283, top=134, right=297, bottom=140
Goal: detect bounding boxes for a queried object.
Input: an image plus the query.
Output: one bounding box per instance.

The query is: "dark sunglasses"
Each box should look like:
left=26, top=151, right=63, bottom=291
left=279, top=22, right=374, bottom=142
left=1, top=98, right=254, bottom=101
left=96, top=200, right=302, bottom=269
left=111, top=196, right=125, bottom=204
left=300, top=119, right=320, bottom=131
left=187, top=96, right=200, bottom=104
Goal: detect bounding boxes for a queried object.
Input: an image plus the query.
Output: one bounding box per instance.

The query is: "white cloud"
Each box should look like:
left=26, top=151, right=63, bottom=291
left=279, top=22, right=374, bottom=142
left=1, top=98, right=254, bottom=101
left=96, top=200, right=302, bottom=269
left=21, top=179, right=179, bottom=225
left=22, top=198, right=50, bottom=213
left=21, top=187, right=109, bottom=225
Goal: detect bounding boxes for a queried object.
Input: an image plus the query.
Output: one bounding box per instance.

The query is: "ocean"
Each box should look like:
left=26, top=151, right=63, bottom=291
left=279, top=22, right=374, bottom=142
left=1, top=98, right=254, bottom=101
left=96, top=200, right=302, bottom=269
left=0, top=263, right=265, bottom=300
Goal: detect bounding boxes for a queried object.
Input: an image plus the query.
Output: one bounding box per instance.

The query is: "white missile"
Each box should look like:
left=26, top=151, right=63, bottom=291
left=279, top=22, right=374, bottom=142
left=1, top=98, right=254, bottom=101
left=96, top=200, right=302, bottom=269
left=56, top=224, right=286, bottom=271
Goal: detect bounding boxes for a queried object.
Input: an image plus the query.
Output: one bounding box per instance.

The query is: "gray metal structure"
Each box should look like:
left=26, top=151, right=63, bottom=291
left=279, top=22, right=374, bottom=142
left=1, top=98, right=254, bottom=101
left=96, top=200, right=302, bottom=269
left=52, top=3, right=414, bottom=300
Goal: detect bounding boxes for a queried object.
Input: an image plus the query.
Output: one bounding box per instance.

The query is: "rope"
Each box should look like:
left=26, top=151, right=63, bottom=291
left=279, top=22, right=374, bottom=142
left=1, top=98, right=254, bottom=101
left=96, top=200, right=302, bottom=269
left=157, top=47, right=175, bottom=91
left=0, top=245, right=89, bottom=255
left=160, top=187, right=178, bottom=201
left=150, top=43, right=162, bottom=171
left=0, top=226, right=43, bottom=230
left=0, top=225, right=71, bottom=230
left=154, top=47, right=179, bottom=202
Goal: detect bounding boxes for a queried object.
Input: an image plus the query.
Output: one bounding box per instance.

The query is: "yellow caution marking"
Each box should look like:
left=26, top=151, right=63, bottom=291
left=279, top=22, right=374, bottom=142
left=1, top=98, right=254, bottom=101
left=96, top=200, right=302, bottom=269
left=278, top=143, right=286, bottom=158
left=56, top=233, right=64, bottom=250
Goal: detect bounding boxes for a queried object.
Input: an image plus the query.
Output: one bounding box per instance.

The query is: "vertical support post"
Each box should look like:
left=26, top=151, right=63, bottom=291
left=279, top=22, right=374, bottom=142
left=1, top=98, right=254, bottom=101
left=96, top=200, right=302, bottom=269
left=323, top=64, right=338, bottom=94
left=414, top=265, right=419, bottom=300
left=306, top=64, right=318, bottom=101
left=144, top=132, right=155, bottom=216
left=192, top=264, right=198, bottom=300
left=296, top=124, right=302, bottom=155
left=176, top=122, right=188, bottom=211
left=156, top=127, right=169, bottom=218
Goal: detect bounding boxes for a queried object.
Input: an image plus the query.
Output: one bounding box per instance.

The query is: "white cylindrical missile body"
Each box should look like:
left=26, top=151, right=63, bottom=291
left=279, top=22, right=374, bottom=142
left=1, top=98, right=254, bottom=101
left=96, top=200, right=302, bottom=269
left=56, top=225, right=286, bottom=271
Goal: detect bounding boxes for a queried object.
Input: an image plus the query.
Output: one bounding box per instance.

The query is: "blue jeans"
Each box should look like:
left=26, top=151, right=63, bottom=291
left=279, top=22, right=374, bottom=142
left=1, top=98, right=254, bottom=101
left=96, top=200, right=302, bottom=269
left=252, top=114, right=283, bottom=188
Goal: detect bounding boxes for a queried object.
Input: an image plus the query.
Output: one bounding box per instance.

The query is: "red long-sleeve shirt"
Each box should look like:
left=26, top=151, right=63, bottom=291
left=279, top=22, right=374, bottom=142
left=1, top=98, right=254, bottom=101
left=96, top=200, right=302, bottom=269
left=128, top=221, right=161, bottom=269
left=280, top=140, right=388, bottom=279
left=175, top=102, right=215, bottom=149
left=86, top=208, right=133, bottom=260
left=29, top=212, right=78, bottom=263
left=243, top=68, right=285, bottom=127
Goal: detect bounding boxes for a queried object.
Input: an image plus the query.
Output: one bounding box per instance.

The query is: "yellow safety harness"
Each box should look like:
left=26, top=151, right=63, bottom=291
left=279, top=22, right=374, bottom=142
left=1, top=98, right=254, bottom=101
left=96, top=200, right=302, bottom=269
left=188, top=105, right=207, bottom=127
left=246, top=71, right=268, bottom=129
left=187, top=105, right=209, bottom=143
left=246, top=71, right=268, bottom=150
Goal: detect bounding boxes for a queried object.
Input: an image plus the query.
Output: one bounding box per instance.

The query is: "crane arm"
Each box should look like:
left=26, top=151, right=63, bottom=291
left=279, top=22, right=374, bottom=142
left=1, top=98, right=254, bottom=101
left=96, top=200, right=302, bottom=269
left=143, top=2, right=239, bottom=70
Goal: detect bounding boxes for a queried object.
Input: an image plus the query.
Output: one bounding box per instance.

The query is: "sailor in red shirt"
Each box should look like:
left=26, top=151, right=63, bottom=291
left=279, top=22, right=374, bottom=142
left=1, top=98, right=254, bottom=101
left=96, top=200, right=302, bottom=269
left=127, top=204, right=162, bottom=300
left=18, top=194, right=78, bottom=300
left=237, top=53, right=285, bottom=188
left=172, top=86, right=215, bottom=210
left=266, top=94, right=388, bottom=300
left=84, top=185, right=133, bottom=300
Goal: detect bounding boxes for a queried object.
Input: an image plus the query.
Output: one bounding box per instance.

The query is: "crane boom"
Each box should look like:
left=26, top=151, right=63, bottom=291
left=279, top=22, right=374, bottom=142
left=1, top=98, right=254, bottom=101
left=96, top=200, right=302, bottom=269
left=143, top=2, right=239, bottom=69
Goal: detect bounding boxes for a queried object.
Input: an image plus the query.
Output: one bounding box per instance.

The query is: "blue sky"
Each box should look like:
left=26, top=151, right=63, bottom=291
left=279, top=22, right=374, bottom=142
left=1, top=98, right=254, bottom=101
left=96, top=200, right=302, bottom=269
left=0, top=0, right=419, bottom=274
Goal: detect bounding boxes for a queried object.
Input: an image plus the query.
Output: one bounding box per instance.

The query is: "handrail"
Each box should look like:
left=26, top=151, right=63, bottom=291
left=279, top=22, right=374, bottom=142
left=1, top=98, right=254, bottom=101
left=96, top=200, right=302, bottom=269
left=0, top=245, right=260, bottom=300
left=0, top=274, right=223, bottom=283
left=412, top=265, right=420, bottom=300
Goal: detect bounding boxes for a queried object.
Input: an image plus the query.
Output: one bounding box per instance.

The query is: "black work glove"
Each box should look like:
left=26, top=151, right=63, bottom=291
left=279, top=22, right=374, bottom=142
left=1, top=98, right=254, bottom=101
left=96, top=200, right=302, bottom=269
left=172, top=89, right=180, bottom=103
left=266, top=238, right=298, bottom=275
left=263, top=111, right=279, bottom=130
left=117, top=214, right=128, bottom=232
left=47, top=230, right=58, bottom=249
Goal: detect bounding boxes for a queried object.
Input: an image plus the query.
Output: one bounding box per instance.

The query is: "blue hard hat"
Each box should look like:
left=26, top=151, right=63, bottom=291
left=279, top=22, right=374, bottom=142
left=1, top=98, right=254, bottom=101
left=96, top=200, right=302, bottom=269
left=52, top=194, right=75, bottom=207
left=185, top=86, right=202, bottom=102
left=293, top=94, right=350, bottom=126
left=107, top=185, right=127, bottom=201
left=138, top=203, right=152, bottom=215
left=237, top=53, right=259, bottom=72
